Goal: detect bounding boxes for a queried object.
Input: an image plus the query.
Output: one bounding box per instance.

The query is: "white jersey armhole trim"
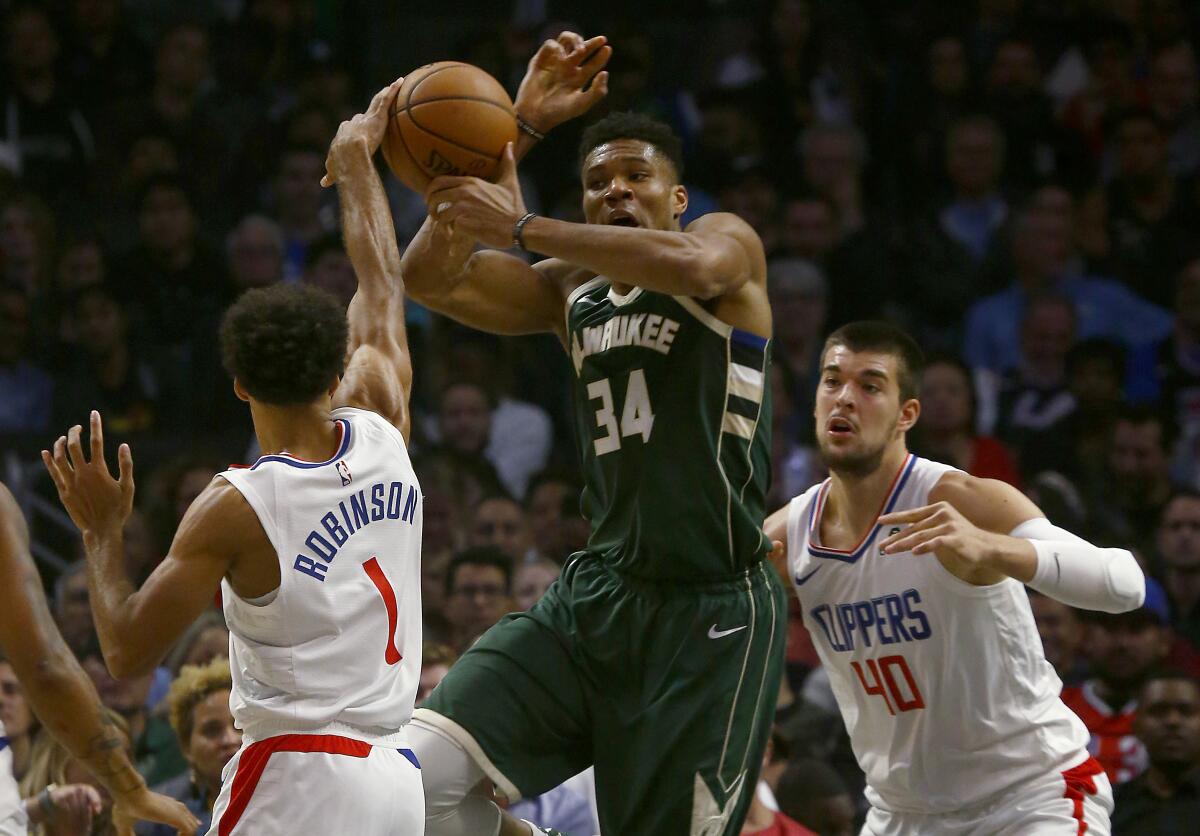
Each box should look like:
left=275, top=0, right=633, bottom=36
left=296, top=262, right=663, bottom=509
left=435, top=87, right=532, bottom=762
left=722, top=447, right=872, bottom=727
left=673, top=295, right=733, bottom=337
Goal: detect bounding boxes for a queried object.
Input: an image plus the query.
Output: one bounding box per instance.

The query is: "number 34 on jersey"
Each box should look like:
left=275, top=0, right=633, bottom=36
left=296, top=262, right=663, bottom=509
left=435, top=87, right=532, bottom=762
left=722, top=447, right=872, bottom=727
left=588, top=368, right=655, bottom=455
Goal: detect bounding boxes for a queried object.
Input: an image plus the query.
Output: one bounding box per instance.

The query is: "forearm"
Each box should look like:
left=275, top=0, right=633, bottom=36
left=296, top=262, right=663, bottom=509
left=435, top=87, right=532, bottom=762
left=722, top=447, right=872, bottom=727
left=398, top=216, right=471, bottom=306
left=21, top=644, right=144, bottom=797
left=521, top=216, right=732, bottom=298
left=82, top=529, right=141, bottom=675
left=337, top=145, right=402, bottom=304
left=988, top=519, right=1145, bottom=612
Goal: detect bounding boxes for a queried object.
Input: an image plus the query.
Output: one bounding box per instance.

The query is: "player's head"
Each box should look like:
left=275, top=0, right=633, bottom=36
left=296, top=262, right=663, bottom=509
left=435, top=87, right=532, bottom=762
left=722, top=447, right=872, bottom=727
left=815, top=321, right=923, bottom=476
left=1134, top=671, right=1200, bottom=773
left=219, top=283, right=348, bottom=409
left=577, top=111, right=687, bottom=232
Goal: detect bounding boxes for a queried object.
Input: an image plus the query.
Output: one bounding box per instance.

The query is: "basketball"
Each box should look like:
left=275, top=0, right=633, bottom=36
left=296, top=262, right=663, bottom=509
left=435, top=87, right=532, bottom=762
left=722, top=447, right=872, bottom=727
left=382, top=62, right=519, bottom=194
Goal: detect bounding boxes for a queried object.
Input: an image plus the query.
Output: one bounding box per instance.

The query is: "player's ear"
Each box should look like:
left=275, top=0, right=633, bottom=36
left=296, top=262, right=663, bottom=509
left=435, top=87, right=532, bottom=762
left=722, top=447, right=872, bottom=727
left=897, top=397, right=921, bottom=434
left=672, top=184, right=688, bottom=221
left=233, top=378, right=251, bottom=403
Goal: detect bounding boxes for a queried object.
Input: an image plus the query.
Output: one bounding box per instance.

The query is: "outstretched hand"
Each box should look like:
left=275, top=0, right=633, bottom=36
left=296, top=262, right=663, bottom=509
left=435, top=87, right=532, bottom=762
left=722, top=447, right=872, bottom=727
left=425, top=142, right=526, bottom=250
left=515, top=31, right=611, bottom=134
left=321, top=77, right=404, bottom=188
left=41, top=411, right=134, bottom=539
left=878, top=501, right=997, bottom=565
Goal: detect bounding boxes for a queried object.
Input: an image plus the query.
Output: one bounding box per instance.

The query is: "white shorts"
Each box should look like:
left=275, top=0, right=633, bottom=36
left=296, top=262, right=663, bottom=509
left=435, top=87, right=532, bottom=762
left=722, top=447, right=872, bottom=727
left=206, top=733, right=424, bottom=836
left=861, top=756, right=1113, bottom=836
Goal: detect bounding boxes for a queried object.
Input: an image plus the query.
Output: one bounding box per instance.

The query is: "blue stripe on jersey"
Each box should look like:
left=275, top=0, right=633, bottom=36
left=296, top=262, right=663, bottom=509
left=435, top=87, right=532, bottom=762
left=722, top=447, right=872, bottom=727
left=250, top=419, right=352, bottom=470
left=398, top=748, right=421, bottom=769
left=731, top=328, right=768, bottom=350
left=808, top=454, right=919, bottom=564
left=0, top=737, right=8, bottom=752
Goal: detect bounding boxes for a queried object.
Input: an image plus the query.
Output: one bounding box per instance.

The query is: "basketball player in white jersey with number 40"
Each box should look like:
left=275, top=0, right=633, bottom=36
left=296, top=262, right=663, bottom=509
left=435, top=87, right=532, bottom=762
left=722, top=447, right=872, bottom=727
left=43, top=81, right=425, bottom=834
left=765, top=322, right=1146, bottom=836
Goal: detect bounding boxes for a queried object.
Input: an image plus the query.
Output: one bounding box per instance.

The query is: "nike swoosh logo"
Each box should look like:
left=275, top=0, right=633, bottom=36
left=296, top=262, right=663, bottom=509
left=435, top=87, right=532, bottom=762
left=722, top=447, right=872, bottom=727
left=707, top=624, right=748, bottom=639
left=795, top=566, right=821, bottom=586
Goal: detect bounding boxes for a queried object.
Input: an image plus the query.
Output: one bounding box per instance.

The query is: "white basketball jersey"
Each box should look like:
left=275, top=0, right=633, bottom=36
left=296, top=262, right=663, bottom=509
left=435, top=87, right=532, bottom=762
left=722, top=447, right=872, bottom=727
left=0, top=720, right=25, bottom=836
left=219, top=407, right=422, bottom=745
left=785, top=454, right=1089, bottom=814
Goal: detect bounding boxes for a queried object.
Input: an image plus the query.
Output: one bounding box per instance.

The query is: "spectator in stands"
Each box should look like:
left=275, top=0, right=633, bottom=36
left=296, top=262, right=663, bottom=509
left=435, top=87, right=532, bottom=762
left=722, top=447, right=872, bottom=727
left=469, top=494, right=533, bottom=564
left=720, top=165, right=780, bottom=253
left=419, top=381, right=507, bottom=520
left=1157, top=491, right=1200, bottom=648
left=443, top=546, right=515, bottom=652
left=139, top=658, right=240, bottom=836
left=768, top=258, right=827, bottom=442
left=164, top=610, right=229, bottom=677
left=1101, top=108, right=1200, bottom=305
left=81, top=648, right=186, bottom=786
left=419, top=484, right=458, bottom=646
left=1149, top=40, right=1200, bottom=176
left=0, top=654, right=39, bottom=782
left=1058, top=21, right=1141, bottom=163
left=799, top=123, right=868, bottom=239
left=1092, top=406, right=1178, bottom=553
left=64, top=0, right=152, bottom=122
left=302, top=233, right=354, bottom=306
left=418, top=643, right=457, bottom=706
left=514, top=557, right=561, bottom=611
left=0, top=193, right=57, bottom=303
left=53, top=282, right=173, bottom=439
left=774, top=758, right=856, bottom=836
left=0, top=284, right=52, bottom=435
left=983, top=33, right=1086, bottom=189
left=911, top=354, right=1021, bottom=486
left=226, top=214, right=284, bottom=291
left=270, top=144, right=331, bottom=282
left=1028, top=590, right=1088, bottom=686
left=993, top=293, right=1076, bottom=471
left=19, top=707, right=130, bottom=836
left=964, top=191, right=1172, bottom=375
left=55, top=231, right=107, bottom=295
left=1153, top=258, right=1200, bottom=462
left=1062, top=578, right=1173, bottom=784
left=52, top=561, right=93, bottom=657
left=740, top=740, right=817, bottom=835
left=1111, top=672, right=1200, bottom=834
left=524, top=470, right=578, bottom=560
left=0, top=6, right=95, bottom=203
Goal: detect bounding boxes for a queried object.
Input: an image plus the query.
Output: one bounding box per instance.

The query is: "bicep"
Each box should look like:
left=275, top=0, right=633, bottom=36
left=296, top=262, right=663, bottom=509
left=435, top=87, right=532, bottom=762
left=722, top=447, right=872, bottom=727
left=684, top=213, right=764, bottom=292
left=429, top=251, right=567, bottom=339
left=935, top=473, right=1044, bottom=534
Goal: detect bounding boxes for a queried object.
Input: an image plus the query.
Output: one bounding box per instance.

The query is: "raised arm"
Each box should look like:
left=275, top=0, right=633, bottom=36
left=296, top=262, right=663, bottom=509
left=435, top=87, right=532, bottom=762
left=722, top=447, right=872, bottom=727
left=400, top=31, right=610, bottom=341
left=42, top=413, right=243, bottom=680
left=322, top=81, right=414, bottom=439
left=0, top=484, right=199, bottom=835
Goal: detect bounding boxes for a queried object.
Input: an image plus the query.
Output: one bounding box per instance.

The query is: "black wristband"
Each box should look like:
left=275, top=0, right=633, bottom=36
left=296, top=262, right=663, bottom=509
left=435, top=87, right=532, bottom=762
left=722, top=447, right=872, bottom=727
left=516, top=115, right=545, bottom=142
left=513, top=212, right=537, bottom=252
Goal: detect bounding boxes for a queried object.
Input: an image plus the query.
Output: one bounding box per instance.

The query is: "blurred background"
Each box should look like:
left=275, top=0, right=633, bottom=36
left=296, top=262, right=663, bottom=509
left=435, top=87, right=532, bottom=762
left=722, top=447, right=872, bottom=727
left=2, top=1, right=1200, bottom=834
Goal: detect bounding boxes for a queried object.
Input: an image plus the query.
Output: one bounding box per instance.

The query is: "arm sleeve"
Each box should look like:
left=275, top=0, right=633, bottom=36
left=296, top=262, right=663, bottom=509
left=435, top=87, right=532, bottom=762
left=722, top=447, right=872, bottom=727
left=1011, top=518, right=1145, bottom=613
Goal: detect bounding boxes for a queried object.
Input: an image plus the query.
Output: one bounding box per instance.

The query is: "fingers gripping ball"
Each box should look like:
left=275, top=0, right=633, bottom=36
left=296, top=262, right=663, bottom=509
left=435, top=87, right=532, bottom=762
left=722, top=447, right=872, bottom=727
left=382, top=62, right=518, bottom=193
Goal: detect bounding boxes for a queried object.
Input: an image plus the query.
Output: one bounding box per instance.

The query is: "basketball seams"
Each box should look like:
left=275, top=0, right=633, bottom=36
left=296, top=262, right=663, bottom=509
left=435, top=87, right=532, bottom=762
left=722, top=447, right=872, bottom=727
left=395, top=62, right=513, bottom=168
left=394, top=95, right=515, bottom=116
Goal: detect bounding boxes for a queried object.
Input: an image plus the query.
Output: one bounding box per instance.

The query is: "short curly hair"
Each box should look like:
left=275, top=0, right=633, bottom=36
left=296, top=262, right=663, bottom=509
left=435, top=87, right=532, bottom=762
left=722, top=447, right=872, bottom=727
left=578, top=111, right=684, bottom=180
left=167, top=657, right=232, bottom=747
left=220, top=283, right=348, bottom=405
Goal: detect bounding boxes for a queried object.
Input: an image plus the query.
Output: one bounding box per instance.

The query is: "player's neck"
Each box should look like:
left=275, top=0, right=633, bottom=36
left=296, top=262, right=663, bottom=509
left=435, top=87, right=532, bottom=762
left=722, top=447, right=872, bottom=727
left=251, top=401, right=340, bottom=461
left=827, top=444, right=910, bottom=535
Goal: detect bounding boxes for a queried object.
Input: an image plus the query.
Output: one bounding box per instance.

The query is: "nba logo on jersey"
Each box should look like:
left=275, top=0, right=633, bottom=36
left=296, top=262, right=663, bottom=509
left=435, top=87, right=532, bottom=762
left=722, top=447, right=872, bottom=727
left=336, top=460, right=352, bottom=486
left=881, top=527, right=900, bottom=555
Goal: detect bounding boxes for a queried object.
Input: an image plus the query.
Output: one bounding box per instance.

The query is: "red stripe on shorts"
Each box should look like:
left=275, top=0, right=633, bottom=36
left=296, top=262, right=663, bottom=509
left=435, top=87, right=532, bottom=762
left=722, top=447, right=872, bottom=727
left=1061, top=755, right=1104, bottom=836
left=218, top=734, right=372, bottom=835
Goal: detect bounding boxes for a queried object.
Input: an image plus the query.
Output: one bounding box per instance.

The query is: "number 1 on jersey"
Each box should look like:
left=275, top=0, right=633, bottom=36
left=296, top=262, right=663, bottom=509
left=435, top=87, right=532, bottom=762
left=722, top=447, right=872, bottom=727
left=587, top=369, right=655, bottom=455
left=362, top=557, right=402, bottom=665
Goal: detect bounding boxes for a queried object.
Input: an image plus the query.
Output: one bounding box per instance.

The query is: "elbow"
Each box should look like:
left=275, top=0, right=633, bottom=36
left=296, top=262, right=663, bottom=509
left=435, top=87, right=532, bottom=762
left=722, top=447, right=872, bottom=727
left=104, top=646, right=156, bottom=681
left=1103, top=549, right=1147, bottom=614
left=681, top=250, right=730, bottom=300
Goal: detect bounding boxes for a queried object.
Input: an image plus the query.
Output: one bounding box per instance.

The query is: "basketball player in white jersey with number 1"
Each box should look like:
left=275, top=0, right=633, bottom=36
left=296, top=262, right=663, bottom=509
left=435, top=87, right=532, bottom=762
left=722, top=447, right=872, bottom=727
left=42, top=80, right=424, bottom=835
left=764, top=321, right=1147, bottom=836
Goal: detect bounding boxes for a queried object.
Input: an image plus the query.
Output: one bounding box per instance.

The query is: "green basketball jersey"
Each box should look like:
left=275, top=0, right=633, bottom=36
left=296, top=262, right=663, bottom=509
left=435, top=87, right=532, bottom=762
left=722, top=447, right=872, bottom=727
left=564, top=278, right=772, bottom=581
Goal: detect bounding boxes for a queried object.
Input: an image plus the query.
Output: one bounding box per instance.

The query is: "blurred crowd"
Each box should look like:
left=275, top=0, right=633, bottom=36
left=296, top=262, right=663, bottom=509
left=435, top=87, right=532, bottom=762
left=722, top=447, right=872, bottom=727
left=3, top=0, right=1200, bottom=834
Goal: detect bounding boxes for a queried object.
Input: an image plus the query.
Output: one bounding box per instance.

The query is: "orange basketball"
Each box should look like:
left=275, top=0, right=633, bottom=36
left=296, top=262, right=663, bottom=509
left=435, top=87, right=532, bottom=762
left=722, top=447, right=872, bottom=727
left=382, top=62, right=518, bottom=194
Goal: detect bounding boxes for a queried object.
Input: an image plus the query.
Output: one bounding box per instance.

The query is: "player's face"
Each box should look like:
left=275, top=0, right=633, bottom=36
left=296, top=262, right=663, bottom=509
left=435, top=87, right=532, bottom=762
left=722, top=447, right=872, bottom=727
left=186, top=690, right=240, bottom=788
left=814, top=346, right=918, bottom=475
left=1134, top=680, right=1200, bottom=768
left=581, top=140, right=687, bottom=232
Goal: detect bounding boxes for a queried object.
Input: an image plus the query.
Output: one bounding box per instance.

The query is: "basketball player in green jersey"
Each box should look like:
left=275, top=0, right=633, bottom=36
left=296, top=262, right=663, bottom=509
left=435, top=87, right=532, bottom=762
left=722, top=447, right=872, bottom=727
left=402, top=35, right=785, bottom=836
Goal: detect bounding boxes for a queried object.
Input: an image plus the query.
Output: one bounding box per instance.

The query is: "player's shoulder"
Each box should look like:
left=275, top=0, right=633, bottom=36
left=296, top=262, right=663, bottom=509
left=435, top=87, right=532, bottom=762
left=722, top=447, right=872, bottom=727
left=187, top=476, right=258, bottom=530
left=929, top=468, right=1042, bottom=533
left=533, top=259, right=591, bottom=296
